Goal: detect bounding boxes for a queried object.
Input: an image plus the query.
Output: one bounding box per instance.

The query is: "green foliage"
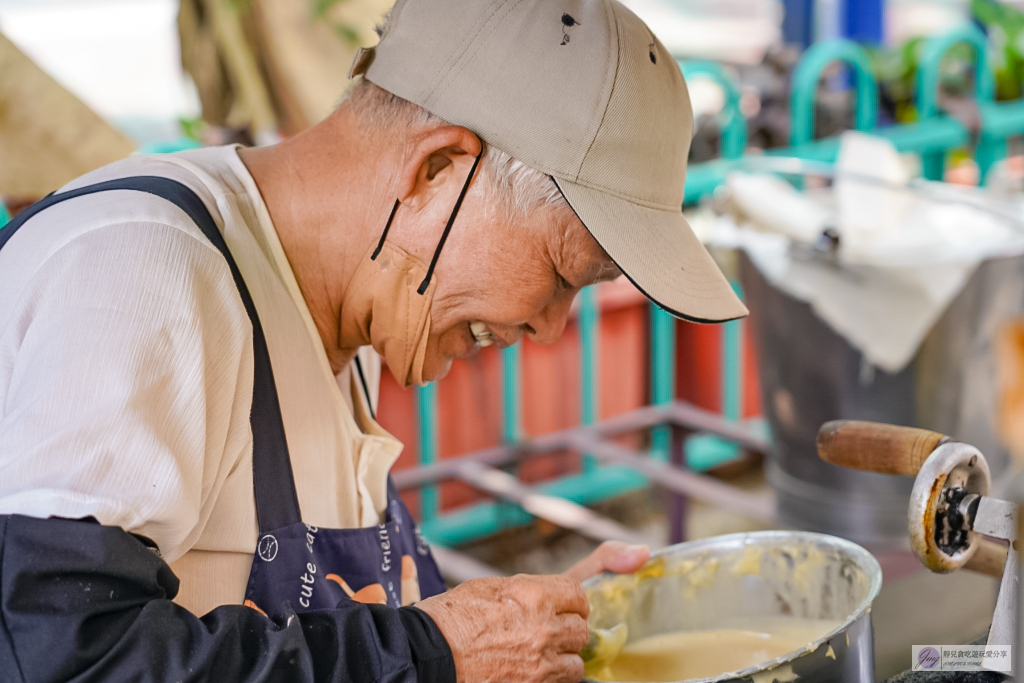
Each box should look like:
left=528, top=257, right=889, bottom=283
left=179, top=116, right=208, bottom=142
left=868, top=37, right=923, bottom=122
left=868, top=29, right=989, bottom=123
left=972, top=0, right=1024, bottom=100
left=310, top=0, right=361, bottom=46
left=312, top=0, right=344, bottom=18
left=331, top=22, right=361, bottom=45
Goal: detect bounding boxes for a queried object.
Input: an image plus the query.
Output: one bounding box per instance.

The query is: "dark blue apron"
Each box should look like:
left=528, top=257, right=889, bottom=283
left=0, top=176, right=446, bottom=616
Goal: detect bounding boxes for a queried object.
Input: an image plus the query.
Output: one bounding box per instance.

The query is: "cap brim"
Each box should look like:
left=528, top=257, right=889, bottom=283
left=554, top=178, right=748, bottom=323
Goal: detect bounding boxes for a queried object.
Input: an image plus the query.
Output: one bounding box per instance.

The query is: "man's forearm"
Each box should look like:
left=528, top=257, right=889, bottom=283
left=0, top=515, right=454, bottom=683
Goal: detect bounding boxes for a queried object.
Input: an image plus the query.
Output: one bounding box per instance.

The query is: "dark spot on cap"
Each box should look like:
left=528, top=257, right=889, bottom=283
left=560, top=13, right=581, bottom=46
left=649, top=43, right=657, bottom=64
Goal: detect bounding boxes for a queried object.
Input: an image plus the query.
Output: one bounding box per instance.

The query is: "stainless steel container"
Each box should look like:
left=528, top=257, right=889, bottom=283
left=583, top=531, right=882, bottom=683
left=740, top=252, right=1021, bottom=546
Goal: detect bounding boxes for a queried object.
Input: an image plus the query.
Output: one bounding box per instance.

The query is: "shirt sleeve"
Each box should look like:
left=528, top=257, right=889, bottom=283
left=0, top=219, right=254, bottom=561
left=0, top=514, right=456, bottom=683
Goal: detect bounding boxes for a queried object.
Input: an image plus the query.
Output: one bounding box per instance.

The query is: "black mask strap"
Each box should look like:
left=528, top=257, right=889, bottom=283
left=370, top=199, right=401, bottom=261
left=417, top=152, right=482, bottom=295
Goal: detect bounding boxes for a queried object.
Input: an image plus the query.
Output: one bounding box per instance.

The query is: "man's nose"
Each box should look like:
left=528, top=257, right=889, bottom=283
left=523, top=294, right=575, bottom=345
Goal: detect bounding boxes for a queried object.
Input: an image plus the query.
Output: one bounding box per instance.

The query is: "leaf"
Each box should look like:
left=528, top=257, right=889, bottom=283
left=331, top=22, right=361, bottom=46
left=178, top=116, right=207, bottom=142
left=312, top=0, right=349, bottom=18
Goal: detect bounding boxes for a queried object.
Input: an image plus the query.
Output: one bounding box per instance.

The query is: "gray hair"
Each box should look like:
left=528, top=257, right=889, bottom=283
left=346, top=78, right=570, bottom=221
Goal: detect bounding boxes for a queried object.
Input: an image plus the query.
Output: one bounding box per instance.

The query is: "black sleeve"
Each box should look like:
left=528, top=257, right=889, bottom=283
left=0, top=515, right=456, bottom=683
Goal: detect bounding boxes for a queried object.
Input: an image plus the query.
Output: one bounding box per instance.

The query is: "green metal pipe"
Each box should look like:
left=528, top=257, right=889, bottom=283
left=917, top=24, right=993, bottom=120
left=649, top=304, right=675, bottom=462
left=980, top=99, right=1024, bottom=139
left=790, top=39, right=877, bottom=147
left=419, top=465, right=649, bottom=547
left=415, top=383, right=440, bottom=522
left=978, top=99, right=1024, bottom=183
left=874, top=118, right=968, bottom=154
left=683, top=117, right=969, bottom=205
left=722, top=281, right=743, bottom=422
left=679, top=60, right=747, bottom=160
left=579, top=286, right=600, bottom=472
left=916, top=24, right=993, bottom=181
left=501, top=344, right=523, bottom=444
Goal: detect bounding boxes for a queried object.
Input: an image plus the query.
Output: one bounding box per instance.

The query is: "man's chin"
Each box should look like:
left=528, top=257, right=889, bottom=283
left=421, top=357, right=455, bottom=384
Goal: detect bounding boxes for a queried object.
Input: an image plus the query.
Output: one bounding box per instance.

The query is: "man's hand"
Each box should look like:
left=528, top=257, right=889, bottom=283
left=418, top=574, right=589, bottom=683
left=417, top=542, right=649, bottom=683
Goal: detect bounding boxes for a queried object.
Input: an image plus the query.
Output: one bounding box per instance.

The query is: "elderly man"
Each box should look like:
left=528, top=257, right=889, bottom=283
left=0, top=0, right=746, bottom=681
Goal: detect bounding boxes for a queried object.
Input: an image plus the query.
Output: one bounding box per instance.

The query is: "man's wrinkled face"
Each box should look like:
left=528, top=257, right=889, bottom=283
left=420, top=199, right=620, bottom=382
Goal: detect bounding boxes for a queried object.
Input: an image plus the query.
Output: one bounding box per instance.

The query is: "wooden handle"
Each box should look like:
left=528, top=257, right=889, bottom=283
left=816, top=420, right=948, bottom=477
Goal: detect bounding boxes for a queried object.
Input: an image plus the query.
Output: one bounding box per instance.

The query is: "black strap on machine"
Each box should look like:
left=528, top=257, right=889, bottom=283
left=0, top=176, right=301, bottom=532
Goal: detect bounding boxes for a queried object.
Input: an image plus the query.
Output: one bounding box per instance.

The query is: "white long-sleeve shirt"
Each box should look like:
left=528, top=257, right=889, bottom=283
left=0, top=146, right=403, bottom=615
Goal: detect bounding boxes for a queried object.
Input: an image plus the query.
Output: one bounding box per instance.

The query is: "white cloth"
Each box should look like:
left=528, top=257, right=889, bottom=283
left=0, top=146, right=403, bottom=613
left=715, top=220, right=978, bottom=372
left=712, top=133, right=1024, bottom=373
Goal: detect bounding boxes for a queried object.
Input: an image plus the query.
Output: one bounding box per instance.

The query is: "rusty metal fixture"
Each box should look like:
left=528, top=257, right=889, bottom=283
left=908, top=441, right=991, bottom=574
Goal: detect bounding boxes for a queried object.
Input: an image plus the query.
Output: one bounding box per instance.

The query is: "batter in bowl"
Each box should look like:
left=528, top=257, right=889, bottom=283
left=591, top=616, right=843, bottom=682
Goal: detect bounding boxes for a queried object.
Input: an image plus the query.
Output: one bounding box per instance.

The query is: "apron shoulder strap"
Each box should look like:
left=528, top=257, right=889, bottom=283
left=0, top=176, right=302, bottom=531
left=352, top=355, right=375, bottom=420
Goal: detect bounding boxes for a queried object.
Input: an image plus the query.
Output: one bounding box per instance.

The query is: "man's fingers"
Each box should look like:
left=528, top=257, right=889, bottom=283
left=563, top=541, right=649, bottom=582
left=542, top=574, right=589, bottom=616
left=550, top=612, right=589, bottom=653
left=551, top=653, right=585, bottom=683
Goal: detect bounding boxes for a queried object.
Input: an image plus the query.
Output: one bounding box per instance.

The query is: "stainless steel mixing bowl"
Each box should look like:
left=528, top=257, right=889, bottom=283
left=582, top=531, right=882, bottom=683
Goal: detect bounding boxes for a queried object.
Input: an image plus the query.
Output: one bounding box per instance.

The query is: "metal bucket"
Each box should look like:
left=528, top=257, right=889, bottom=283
left=740, top=252, right=1020, bottom=545
left=582, top=531, right=882, bottom=683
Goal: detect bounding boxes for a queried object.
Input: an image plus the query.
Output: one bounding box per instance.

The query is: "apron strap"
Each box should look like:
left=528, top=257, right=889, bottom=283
left=0, top=176, right=302, bottom=531
left=352, top=355, right=375, bottom=421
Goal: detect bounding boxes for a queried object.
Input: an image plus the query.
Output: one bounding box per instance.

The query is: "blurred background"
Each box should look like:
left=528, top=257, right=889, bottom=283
left=7, top=0, right=1024, bottom=678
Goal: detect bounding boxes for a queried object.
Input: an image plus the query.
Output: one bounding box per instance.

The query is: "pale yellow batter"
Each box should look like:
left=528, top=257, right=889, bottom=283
left=592, top=617, right=842, bottom=682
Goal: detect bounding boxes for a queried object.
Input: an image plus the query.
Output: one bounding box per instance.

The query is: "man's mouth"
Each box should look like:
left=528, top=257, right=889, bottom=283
left=469, top=321, right=495, bottom=347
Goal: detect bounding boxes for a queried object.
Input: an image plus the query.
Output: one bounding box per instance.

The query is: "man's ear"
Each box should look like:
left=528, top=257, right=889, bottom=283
left=397, top=125, right=482, bottom=211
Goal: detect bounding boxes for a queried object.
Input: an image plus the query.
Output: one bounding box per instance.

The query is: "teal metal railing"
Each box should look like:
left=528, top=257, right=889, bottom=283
left=579, top=286, right=600, bottom=472
left=916, top=23, right=994, bottom=180
left=680, top=60, right=748, bottom=160
left=501, top=344, right=522, bottom=443
left=415, top=382, right=440, bottom=523
left=685, top=24, right=1024, bottom=204
left=790, top=38, right=878, bottom=146
left=649, top=305, right=675, bottom=462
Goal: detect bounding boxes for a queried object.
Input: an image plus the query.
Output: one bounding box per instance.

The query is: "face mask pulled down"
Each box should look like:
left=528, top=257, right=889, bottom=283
left=347, top=152, right=482, bottom=388
left=346, top=241, right=434, bottom=387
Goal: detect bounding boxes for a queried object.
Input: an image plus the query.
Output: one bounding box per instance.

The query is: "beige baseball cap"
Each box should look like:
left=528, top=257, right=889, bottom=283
left=351, top=0, right=747, bottom=322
